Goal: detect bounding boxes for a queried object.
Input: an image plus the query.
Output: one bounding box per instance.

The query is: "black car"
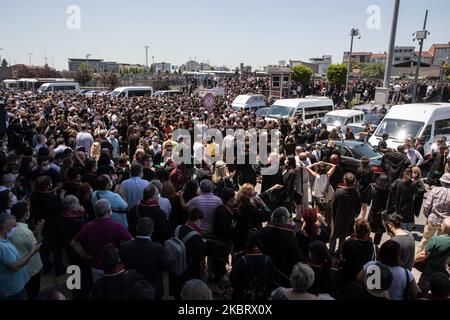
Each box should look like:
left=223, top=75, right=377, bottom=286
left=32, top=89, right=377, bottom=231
left=313, top=140, right=384, bottom=176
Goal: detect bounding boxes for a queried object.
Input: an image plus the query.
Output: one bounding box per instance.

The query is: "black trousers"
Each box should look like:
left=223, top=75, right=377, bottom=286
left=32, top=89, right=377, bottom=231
left=25, top=271, right=42, bottom=300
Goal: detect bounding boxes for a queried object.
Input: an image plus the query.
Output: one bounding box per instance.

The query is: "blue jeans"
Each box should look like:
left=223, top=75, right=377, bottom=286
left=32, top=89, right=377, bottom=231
left=7, top=288, right=28, bottom=300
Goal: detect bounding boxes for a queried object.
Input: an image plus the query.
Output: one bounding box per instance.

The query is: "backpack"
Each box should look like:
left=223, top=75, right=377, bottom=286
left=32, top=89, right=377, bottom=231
left=164, top=225, right=199, bottom=276
left=242, top=256, right=270, bottom=301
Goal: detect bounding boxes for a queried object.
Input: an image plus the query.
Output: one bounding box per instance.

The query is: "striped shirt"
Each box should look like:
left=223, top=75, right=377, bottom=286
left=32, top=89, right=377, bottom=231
left=423, top=187, right=450, bottom=226
left=187, top=193, right=222, bottom=233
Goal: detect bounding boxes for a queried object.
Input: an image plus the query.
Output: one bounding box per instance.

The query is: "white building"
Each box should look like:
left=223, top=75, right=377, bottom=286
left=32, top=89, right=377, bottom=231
left=309, top=55, right=332, bottom=76
left=369, top=53, right=387, bottom=64
left=393, top=46, right=415, bottom=64
left=153, top=62, right=171, bottom=74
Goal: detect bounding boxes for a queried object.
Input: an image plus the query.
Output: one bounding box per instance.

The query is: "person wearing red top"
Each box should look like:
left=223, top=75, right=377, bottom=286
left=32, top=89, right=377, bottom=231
left=71, top=199, right=132, bottom=282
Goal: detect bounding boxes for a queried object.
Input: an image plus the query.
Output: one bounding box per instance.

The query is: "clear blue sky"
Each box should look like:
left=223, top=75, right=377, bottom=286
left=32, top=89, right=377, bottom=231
left=1, top=0, right=449, bottom=70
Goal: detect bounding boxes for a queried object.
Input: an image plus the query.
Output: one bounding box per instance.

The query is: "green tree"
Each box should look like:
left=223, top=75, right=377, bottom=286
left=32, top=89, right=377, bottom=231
left=292, top=65, right=313, bottom=86
left=362, top=63, right=385, bottom=79
left=443, top=63, right=450, bottom=78
left=75, top=62, right=92, bottom=86
left=1, top=59, right=7, bottom=68
left=327, top=64, right=347, bottom=88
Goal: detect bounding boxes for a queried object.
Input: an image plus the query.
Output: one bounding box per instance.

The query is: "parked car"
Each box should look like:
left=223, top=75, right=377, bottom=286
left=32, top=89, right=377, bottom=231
left=313, top=140, right=383, bottom=177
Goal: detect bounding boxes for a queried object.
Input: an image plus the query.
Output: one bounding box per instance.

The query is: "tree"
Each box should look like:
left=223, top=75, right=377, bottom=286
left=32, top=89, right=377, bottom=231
left=1, top=59, right=7, bottom=68
left=327, top=64, right=347, bottom=88
left=99, top=72, right=119, bottom=90
left=75, top=62, right=92, bottom=86
left=292, top=65, right=313, bottom=86
left=362, top=63, right=385, bottom=79
left=443, top=63, right=450, bottom=78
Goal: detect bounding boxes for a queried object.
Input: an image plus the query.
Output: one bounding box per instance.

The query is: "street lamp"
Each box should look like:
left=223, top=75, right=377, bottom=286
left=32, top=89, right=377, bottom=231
left=28, top=53, right=32, bottom=66
left=86, top=53, right=92, bottom=69
left=411, top=10, right=430, bottom=103
left=144, top=45, right=149, bottom=68
left=345, top=28, right=361, bottom=92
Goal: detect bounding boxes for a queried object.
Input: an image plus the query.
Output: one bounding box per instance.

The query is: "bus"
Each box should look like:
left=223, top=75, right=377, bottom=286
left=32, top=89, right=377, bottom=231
left=2, top=79, right=18, bottom=90
left=16, top=78, right=75, bottom=91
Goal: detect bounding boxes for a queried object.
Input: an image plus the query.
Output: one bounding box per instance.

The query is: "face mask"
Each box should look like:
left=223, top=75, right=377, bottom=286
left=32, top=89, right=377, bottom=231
left=153, top=142, right=159, bottom=147
left=42, top=165, right=50, bottom=171
left=148, top=162, right=153, bottom=168
left=7, top=227, right=17, bottom=239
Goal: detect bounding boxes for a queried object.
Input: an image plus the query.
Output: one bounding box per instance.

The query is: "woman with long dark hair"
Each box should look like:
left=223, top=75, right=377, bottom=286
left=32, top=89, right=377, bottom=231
left=181, top=179, right=199, bottom=203
left=341, top=219, right=375, bottom=288
left=388, top=168, right=419, bottom=231
left=357, top=156, right=373, bottom=220
left=368, top=174, right=390, bottom=245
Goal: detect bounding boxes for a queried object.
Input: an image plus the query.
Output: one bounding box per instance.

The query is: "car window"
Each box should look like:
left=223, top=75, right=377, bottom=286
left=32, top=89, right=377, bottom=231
left=421, top=124, right=432, bottom=143
left=434, top=119, right=450, bottom=136
left=336, top=144, right=353, bottom=157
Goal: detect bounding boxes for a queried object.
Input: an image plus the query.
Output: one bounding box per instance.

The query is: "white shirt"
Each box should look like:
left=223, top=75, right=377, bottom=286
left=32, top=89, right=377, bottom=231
left=76, top=131, right=94, bottom=155
left=430, top=143, right=441, bottom=155
left=312, top=149, right=322, bottom=163
left=406, top=149, right=424, bottom=167
left=295, top=157, right=311, bottom=183
left=394, top=84, right=401, bottom=92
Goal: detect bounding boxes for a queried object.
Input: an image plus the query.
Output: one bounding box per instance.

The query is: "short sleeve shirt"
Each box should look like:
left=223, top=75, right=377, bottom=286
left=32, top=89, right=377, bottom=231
left=0, top=238, right=30, bottom=297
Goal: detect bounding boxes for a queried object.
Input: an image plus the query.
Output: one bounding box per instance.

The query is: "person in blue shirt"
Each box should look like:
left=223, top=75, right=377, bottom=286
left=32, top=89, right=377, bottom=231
left=91, top=175, right=128, bottom=228
left=0, top=214, right=42, bottom=300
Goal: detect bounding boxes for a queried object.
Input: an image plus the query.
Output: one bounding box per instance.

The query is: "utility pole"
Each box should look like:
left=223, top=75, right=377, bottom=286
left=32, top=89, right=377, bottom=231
left=384, top=0, right=401, bottom=88
left=412, top=10, right=430, bottom=103
left=29, top=53, right=32, bottom=67
left=345, top=28, right=361, bottom=92
left=44, top=51, right=48, bottom=66
left=0, top=48, right=3, bottom=64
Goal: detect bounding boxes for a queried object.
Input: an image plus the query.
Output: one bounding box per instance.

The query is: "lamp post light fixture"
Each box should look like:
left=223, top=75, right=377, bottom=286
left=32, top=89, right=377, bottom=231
left=345, top=28, right=361, bottom=92
left=411, top=10, right=430, bottom=103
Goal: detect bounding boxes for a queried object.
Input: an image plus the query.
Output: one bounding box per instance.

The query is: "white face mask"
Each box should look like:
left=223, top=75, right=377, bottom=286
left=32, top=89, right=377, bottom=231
left=42, top=165, right=50, bottom=171
left=7, top=227, right=17, bottom=239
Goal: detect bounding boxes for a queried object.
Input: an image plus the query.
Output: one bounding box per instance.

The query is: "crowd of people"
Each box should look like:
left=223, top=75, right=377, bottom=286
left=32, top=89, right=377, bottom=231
left=0, top=74, right=449, bottom=301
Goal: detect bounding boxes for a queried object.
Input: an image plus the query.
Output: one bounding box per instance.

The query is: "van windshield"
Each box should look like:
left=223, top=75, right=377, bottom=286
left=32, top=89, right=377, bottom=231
left=375, top=119, right=424, bottom=141
left=111, top=90, right=120, bottom=97
left=267, top=105, right=294, bottom=118
left=322, top=115, right=346, bottom=127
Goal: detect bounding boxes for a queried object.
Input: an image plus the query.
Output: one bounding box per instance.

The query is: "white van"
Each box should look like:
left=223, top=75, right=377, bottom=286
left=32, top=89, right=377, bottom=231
left=368, top=103, right=450, bottom=156
left=37, top=82, right=80, bottom=93
left=265, top=97, right=334, bottom=124
left=110, top=86, right=154, bottom=98
left=231, top=94, right=267, bottom=112
left=322, top=110, right=365, bottom=131
left=152, top=90, right=182, bottom=98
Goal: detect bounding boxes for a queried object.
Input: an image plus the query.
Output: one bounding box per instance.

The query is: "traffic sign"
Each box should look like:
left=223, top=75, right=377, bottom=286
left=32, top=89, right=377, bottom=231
left=203, top=93, right=215, bottom=110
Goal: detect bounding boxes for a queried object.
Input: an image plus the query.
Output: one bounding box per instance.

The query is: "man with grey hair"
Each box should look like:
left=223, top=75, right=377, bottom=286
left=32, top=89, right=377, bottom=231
left=415, top=217, right=450, bottom=292
left=271, top=262, right=334, bottom=300
left=149, top=180, right=171, bottom=218
left=187, top=179, right=222, bottom=236
left=34, top=134, right=47, bottom=156
left=417, top=173, right=450, bottom=253
left=71, top=199, right=132, bottom=282
left=0, top=213, right=41, bottom=300
left=260, top=207, right=305, bottom=288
